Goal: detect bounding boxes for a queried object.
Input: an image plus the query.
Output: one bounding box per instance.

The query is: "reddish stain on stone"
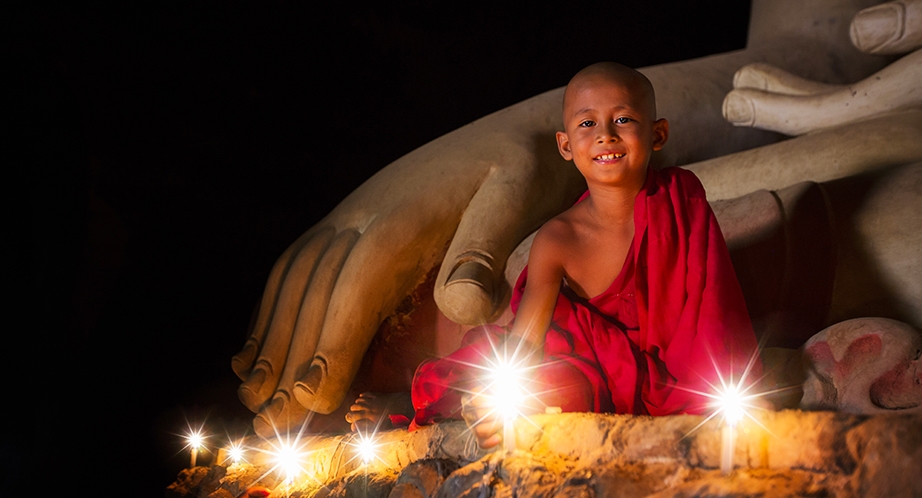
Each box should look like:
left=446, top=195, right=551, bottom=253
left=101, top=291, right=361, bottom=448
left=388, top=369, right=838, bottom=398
left=805, top=334, right=882, bottom=379
left=870, top=358, right=922, bottom=409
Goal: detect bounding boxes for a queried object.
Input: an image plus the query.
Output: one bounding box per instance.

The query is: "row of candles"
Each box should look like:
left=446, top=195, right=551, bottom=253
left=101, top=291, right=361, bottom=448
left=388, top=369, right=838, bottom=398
left=182, top=347, right=759, bottom=488
left=183, top=427, right=382, bottom=477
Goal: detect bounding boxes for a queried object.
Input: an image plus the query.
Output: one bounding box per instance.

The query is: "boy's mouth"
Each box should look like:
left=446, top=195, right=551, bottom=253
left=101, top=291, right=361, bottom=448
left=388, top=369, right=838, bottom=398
left=594, top=153, right=625, bottom=161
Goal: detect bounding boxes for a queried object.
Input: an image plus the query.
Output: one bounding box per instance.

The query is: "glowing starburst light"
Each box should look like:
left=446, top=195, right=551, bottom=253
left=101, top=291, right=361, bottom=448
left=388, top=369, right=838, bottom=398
left=187, top=431, right=204, bottom=450
left=719, top=384, right=746, bottom=426
left=487, top=359, right=526, bottom=422
left=677, top=347, right=776, bottom=475
left=185, top=428, right=206, bottom=467
left=225, top=440, right=245, bottom=465
left=356, top=434, right=380, bottom=465
left=482, top=353, right=534, bottom=454
left=270, top=439, right=306, bottom=484
left=714, top=381, right=752, bottom=475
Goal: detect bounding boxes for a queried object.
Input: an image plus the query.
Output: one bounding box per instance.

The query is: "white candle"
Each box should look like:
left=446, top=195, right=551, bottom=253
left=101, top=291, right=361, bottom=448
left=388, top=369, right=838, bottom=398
left=187, top=431, right=204, bottom=468
left=717, top=383, right=745, bottom=476
left=720, top=422, right=735, bottom=475
left=503, top=418, right=515, bottom=454
left=487, top=355, right=526, bottom=455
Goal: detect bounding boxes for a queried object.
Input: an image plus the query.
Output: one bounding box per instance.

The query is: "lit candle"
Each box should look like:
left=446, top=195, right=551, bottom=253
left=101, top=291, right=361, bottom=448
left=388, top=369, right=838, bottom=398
left=356, top=434, right=379, bottom=465
left=487, top=358, right=526, bottom=454
left=718, top=385, right=745, bottom=475
left=274, top=440, right=302, bottom=484
left=720, top=422, right=735, bottom=475
left=225, top=440, right=245, bottom=467
left=187, top=431, right=204, bottom=468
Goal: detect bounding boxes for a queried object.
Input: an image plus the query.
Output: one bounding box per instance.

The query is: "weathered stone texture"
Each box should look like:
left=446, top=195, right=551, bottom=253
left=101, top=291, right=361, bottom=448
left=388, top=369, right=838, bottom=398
left=167, top=411, right=922, bottom=497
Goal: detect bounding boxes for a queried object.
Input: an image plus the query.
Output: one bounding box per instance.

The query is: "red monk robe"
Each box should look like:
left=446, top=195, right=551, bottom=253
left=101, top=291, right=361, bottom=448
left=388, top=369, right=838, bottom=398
left=398, top=166, right=762, bottom=430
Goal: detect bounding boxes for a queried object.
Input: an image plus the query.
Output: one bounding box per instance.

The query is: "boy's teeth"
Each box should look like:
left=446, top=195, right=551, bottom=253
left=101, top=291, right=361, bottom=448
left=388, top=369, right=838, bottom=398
left=596, top=153, right=625, bottom=160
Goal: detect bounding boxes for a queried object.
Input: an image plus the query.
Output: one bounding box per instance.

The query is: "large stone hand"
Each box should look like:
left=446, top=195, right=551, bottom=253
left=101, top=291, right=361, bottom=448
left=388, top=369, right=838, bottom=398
left=230, top=96, right=587, bottom=435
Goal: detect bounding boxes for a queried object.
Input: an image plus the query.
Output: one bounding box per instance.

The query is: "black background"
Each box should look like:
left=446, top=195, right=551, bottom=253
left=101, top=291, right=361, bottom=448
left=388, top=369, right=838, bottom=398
left=20, top=2, right=750, bottom=494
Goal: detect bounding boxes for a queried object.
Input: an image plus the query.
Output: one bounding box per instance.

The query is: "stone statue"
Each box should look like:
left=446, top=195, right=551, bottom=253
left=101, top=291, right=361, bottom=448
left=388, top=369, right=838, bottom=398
left=801, top=317, right=922, bottom=413
left=232, top=0, right=922, bottom=436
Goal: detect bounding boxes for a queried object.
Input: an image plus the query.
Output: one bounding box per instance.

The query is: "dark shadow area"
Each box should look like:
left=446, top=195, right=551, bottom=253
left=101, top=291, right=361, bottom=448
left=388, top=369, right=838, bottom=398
left=729, top=164, right=919, bottom=350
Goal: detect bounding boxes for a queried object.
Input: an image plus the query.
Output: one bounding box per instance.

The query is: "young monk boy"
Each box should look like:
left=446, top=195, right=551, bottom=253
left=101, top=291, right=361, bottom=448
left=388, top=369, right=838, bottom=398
left=347, top=62, right=762, bottom=447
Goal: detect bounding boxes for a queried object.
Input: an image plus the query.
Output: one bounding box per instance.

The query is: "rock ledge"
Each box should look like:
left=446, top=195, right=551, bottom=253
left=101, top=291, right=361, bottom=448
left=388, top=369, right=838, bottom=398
left=166, top=410, right=922, bottom=497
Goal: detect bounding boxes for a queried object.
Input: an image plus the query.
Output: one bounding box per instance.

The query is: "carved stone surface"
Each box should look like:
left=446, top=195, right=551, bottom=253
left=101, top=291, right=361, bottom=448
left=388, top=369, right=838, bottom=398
left=802, top=317, right=922, bottom=413
left=167, top=411, right=922, bottom=497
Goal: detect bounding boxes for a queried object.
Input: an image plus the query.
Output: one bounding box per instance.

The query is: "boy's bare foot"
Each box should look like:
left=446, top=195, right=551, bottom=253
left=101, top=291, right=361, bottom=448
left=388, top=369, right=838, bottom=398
left=345, top=392, right=414, bottom=432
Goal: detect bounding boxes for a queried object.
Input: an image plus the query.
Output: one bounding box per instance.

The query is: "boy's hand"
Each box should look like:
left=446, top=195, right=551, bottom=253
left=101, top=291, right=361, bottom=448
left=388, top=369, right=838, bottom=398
left=461, top=387, right=504, bottom=449
left=461, top=349, right=545, bottom=450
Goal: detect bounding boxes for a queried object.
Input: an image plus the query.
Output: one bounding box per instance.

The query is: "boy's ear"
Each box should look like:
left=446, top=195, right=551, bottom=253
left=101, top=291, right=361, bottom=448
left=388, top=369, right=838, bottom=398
left=652, top=118, right=669, bottom=151
left=556, top=131, right=573, bottom=160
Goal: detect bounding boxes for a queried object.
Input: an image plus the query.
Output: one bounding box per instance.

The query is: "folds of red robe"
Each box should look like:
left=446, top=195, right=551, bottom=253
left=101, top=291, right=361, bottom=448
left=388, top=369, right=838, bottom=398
left=632, top=166, right=762, bottom=414
left=402, top=166, right=762, bottom=430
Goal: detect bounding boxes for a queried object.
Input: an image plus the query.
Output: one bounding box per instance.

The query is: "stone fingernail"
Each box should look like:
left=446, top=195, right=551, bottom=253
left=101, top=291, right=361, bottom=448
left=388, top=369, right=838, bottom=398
left=722, top=93, right=755, bottom=126
left=850, top=3, right=901, bottom=54
left=447, top=260, right=494, bottom=292
left=237, top=367, right=267, bottom=408
left=733, top=65, right=768, bottom=91
left=253, top=396, right=285, bottom=438
left=299, top=363, right=323, bottom=395
left=231, top=341, right=258, bottom=379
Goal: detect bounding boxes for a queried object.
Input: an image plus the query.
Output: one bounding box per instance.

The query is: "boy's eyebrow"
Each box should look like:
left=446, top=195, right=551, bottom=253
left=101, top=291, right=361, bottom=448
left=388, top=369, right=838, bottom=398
left=570, top=104, right=631, bottom=117
left=572, top=107, right=596, bottom=115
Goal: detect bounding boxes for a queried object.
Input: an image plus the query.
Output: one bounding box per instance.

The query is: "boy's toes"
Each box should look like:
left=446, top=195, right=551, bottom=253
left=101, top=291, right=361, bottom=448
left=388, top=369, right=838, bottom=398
left=346, top=411, right=375, bottom=433
left=345, top=401, right=369, bottom=426
left=345, top=391, right=413, bottom=432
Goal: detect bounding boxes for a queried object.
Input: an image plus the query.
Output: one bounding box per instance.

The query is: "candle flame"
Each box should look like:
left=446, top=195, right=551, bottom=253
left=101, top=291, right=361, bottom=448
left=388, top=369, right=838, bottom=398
left=486, top=359, right=527, bottom=421
left=187, top=431, right=204, bottom=450
left=718, top=384, right=746, bottom=426
left=356, top=434, right=379, bottom=464
left=271, top=439, right=305, bottom=483
left=226, top=440, right=246, bottom=465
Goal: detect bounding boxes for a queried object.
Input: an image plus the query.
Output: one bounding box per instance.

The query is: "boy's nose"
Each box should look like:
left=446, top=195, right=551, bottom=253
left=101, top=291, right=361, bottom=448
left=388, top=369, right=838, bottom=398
left=596, top=123, right=620, bottom=143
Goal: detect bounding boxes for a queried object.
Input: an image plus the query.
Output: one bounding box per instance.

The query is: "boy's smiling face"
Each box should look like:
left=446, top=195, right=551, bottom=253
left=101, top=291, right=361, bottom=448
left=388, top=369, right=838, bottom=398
left=556, top=64, right=668, bottom=192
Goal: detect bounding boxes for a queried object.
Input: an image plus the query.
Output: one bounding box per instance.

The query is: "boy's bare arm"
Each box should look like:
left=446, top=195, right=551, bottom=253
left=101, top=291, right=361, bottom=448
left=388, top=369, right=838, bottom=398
left=463, top=222, right=569, bottom=449
left=510, top=222, right=568, bottom=350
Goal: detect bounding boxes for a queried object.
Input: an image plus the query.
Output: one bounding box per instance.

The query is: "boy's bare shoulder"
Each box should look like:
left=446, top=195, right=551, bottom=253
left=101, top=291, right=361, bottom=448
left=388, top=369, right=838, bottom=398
left=526, top=213, right=574, bottom=279
left=534, top=208, right=579, bottom=246
left=531, top=205, right=587, bottom=260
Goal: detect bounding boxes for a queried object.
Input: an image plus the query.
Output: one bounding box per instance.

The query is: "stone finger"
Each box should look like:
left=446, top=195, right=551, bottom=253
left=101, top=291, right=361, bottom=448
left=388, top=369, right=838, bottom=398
left=850, top=0, right=922, bottom=54
left=232, top=226, right=329, bottom=380
left=237, top=228, right=336, bottom=411
left=271, top=229, right=360, bottom=413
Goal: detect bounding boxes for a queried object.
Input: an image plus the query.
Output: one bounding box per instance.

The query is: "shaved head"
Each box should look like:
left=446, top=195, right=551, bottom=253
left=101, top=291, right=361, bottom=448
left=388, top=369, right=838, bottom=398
left=562, top=62, right=657, bottom=121
left=554, top=61, right=669, bottom=183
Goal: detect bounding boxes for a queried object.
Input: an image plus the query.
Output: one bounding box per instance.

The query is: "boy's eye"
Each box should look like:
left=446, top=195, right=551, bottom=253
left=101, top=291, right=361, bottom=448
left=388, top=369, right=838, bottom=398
left=615, top=117, right=632, bottom=124
left=579, top=120, right=595, bottom=127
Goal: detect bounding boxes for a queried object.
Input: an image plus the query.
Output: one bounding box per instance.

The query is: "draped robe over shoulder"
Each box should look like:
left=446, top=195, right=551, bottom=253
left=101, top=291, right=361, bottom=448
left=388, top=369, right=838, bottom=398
left=399, top=166, right=762, bottom=429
